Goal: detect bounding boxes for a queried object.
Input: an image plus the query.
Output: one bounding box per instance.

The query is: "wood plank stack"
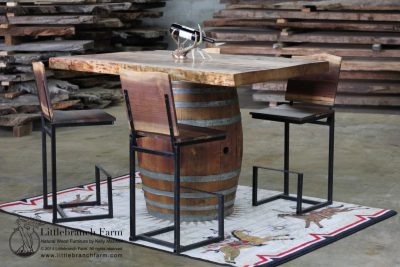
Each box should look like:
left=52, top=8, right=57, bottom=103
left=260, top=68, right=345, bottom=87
left=205, top=0, right=400, bottom=107
left=0, top=0, right=167, bottom=136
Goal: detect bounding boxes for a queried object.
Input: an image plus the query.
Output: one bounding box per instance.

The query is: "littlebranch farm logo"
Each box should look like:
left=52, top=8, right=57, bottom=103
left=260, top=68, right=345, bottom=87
left=9, top=218, right=41, bottom=257
left=7, top=217, right=124, bottom=259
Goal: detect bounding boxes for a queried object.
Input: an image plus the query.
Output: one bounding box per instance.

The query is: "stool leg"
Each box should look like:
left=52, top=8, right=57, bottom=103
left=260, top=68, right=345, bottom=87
left=51, top=126, right=57, bottom=223
left=41, top=119, right=48, bottom=209
left=328, top=113, right=335, bottom=204
left=296, top=173, right=304, bottom=214
left=284, top=122, right=290, bottom=195
left=129, top=135, right=136, bottom=241
left=173, top=145, right=181, bottom=254
left=252, top=166, right=258, bottom=206
left=95, top=167, right=101, bottom=205
left=107, top=174, right=113, bottom=218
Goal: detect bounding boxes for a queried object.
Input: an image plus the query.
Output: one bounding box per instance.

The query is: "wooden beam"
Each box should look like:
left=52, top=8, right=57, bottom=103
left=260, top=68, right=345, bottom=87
left=7, top=15, right=95, bottom=25
left=4, top=34, right=22, bottom=45
left=225, top=1, right=400, bottom=12
left=343, top=59, right=400, bottom=72
left=209, top=29, right=280, bottom=42
left=0, top=91, right=25, bottom=99
left=0, top=113, right=40, bottom=127
left=215, top=43, right=400, bottom=58
left=340, top=71, right=400, bottom=81
left=205, top=19, right=400, bottom=33
left=0, top=52, right=71, bottom=64
left=13, top=122, right=32, bottom=137
left=252, top=80, right=400, bottom=94
left=114, top=11, right=163, bottom=22
left=0, top=40, right=94, bottom=52
left=280, top=31, right=400, bottom=45
left=253, top=92, right=400, bottom=106
left=0, top=26, right=75, bottom=36
left=0, top=3, right=132, bottom=15
left=216, top=9, right=400, bottom=22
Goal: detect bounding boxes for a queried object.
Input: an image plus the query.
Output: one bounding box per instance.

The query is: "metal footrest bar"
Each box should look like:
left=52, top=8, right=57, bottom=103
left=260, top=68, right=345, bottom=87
left=46, top=201, right=100, bottom=209
left=52, top=165, right=113, bottom=223
left=180, top=237, right=224, bottom=253
left=140, top=225, right=175, bottom=237
left=137, top=235, right=175, bottom=249
left=300, top=201, right=331, bottom=214
left=130, top=185, right=224, bottom=254
left=252, top=165, right=329, bottom=215
left=280, top=195, right=320, bottom=205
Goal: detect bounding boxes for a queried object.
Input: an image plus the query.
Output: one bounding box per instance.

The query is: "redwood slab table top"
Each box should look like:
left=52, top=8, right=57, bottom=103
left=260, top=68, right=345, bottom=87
left=49, top=50, right=328, bottom=87
left=49, top=50, right=329, bottom=221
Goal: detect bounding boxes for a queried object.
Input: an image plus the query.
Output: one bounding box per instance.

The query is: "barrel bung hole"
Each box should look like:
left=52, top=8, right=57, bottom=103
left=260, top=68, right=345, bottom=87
left=223, top=147, right=230, bottom=154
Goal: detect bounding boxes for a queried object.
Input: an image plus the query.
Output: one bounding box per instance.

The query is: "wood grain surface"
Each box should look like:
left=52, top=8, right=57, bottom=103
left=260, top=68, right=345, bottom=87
left=286, top=53, right=342, bottom=105
left=49, top=50, right=329, bottom=87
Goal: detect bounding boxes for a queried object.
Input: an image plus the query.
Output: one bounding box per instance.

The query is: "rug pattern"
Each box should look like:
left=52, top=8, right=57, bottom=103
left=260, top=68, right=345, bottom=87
left=0, top=175, right=396, bottom=267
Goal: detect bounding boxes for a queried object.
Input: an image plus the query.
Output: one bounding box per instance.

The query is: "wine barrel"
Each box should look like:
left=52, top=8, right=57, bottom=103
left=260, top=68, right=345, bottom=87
left=138, top=81, right=243, bottom=222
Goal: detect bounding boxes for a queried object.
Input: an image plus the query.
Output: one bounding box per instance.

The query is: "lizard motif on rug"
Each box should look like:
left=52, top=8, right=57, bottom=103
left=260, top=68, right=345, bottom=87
left=205, top=230, right=293, bottom=264
left=278, top=205, right=368, bottom=228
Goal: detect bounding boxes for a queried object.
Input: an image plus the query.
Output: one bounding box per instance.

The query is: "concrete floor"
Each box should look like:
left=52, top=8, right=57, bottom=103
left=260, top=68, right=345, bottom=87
left=0, top=89, right=399, bottom=266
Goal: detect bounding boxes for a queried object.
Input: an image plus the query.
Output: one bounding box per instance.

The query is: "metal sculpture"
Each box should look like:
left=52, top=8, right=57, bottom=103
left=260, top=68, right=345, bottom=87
left=171, top=24, right=210, bottom=60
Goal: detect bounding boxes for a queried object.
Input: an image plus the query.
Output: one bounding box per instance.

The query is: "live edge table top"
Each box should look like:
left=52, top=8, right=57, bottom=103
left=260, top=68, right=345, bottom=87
left=49, top=50, right=329, bottom=87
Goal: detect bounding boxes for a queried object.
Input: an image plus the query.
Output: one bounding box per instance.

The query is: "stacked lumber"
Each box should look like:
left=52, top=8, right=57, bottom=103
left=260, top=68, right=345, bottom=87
left=205, top=0, right=400, bottom=107
left=0, top=0, right=167, bottom=136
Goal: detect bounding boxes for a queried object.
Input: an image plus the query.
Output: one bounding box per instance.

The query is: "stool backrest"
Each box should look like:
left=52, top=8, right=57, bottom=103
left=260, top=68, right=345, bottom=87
left=120, top=70, right=179, bottom=136
left=285, top=53, right=342, bottom=106
left=32, top=61, right=53, bottom=121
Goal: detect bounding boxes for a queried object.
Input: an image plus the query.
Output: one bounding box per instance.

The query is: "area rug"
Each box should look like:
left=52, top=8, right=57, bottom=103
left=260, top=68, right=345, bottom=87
left=0, top=174, right=396, bottom=267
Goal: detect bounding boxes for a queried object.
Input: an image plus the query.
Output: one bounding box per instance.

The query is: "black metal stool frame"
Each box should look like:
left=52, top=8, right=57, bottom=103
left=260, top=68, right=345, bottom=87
left=125, top=91, right=225, bottom=254
left=251, top=108, right=335, bottom=215
left=41, top=117, right=114, bottom=223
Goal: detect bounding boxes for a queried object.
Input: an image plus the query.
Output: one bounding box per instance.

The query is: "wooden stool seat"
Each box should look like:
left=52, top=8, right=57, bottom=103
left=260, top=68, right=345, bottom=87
left=136, top=123, right=225, bottom=145
left=250, top=104, right=334, bottom=124
left=175, top=124, right=226, bottom=145
left=52, top=109, right=115, bottom=127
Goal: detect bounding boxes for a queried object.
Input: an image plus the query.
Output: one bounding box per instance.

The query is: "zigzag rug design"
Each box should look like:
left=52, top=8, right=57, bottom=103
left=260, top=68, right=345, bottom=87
left=0, top=175, right=396, bottom=267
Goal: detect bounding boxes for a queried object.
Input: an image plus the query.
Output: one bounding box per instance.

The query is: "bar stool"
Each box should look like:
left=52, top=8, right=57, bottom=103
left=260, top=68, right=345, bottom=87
left=32, top=62, right=116, bottom=223
left=250, top=54, right=342, bottom=214
left=120, top=70, right=226, bottom=254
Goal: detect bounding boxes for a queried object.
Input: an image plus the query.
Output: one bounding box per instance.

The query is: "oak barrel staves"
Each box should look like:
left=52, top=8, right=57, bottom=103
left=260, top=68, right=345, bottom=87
left=138, top=81, right=243, bottom=221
